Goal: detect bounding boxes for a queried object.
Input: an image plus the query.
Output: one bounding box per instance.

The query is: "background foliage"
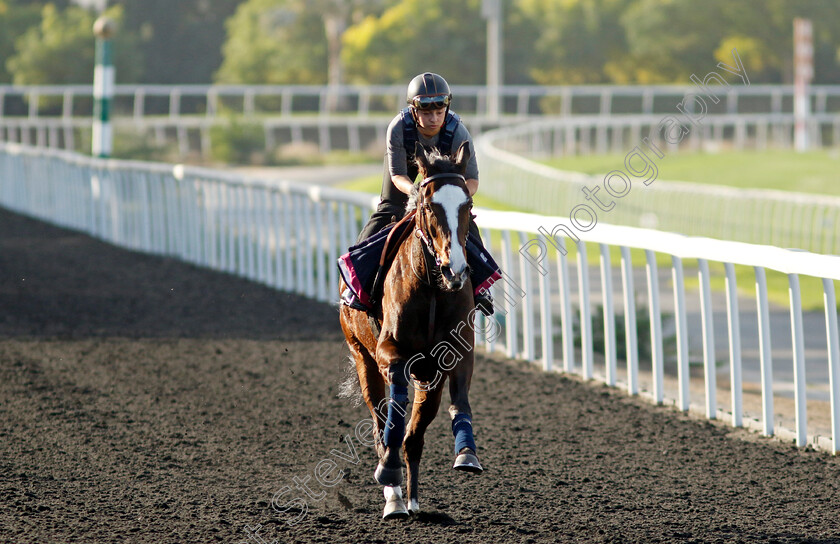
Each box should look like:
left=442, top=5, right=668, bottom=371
left=1, top=0, right=839, bottom=86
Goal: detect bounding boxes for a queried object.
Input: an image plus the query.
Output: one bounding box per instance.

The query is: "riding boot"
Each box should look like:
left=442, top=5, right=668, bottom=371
left=341, top=287, right=371, bottom=312
left=474, top=290, right=494, bottom=316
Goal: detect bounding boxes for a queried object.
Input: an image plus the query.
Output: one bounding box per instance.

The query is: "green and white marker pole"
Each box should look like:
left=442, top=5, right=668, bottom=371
left=92, top=16, right=115, bottom=158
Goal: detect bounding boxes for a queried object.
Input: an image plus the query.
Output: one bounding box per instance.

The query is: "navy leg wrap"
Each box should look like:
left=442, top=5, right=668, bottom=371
left=452, top=413, right=476, bottom=454
left=382, top=383, right=408, bottom=450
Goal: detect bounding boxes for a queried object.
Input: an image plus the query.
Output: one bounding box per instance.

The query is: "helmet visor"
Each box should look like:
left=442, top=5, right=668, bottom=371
left=411, top=94, right=451, bottom=111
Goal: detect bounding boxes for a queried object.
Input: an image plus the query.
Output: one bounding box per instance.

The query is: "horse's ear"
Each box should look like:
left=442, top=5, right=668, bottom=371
left=454, top=141, right=471, bottom=172
left=414, top=141, right=430, bottom=170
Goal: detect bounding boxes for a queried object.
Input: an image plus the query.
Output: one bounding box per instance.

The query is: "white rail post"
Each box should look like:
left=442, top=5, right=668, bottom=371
left=620, top=246, right=638, bottom=395
left=671, top=256, right=690, bottom=411
left=237, top=186, right=248, bottom=276
left=577, top=241, right=593, bottom=379
left=724, top=263, right=743, bottom=427
left=788, top=273, right=807, bottom=447
left=645, top=250, right=663, bottom=404
left=538, top=233, right=554, bottom=371
left=253, top=185, right=266, bottom=283
left=599, top=244, right=617, bottom=385
left=557, top=237, right=574, bottom=374
left=501, top=230, right=518, bottom=359
left=698, top=259, right=717, bottom=419
left=311, top=191, right=327, bottom=302
left=326, top=201, right=338, bottom=304
left=269, top=190, right=282, bottom=288
left=755, top=267, right=775, bottom=436
left=296, top=193, right=312, bottom=291
left=518, top=231, right=536, bottom=362
left=822, top=278, right=840, bottom=455
left=219, top=183, right=231, bottom=272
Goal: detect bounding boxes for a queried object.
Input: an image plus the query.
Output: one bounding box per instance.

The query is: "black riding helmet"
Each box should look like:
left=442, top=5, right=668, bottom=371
left=406, top=73, right=452, bottom=120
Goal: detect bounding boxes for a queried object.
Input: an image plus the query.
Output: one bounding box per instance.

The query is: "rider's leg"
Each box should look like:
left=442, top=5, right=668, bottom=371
left=356, top=201, right=405, bottom=244
left=357, top=166, right=410, bottom=243
left=342, top=190, right=406, bottom=310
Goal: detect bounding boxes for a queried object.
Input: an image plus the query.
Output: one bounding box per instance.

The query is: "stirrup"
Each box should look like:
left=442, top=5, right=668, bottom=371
left=474, top=292, right=494, bottom=316
left=341, top=288, right=370, bottom=312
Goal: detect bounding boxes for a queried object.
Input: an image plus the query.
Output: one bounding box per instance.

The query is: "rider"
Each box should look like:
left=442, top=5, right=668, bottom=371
left=341, top=72, right=495, bottom=316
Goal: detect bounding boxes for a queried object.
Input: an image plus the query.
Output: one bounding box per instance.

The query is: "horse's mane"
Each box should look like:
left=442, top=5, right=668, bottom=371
left=406, top=148, right=463, bottom=212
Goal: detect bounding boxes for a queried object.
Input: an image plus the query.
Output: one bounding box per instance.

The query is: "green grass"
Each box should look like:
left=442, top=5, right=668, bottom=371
left=541, top=149, right=840, bottom=195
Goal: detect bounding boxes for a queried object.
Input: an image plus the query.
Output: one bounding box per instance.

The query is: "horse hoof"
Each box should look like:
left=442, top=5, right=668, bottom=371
left=382, top=486, right=409, bottom=520
left=408, top=498, right=420, bottom=515
left=453, top=449, right=483, bottom=473
left=374, top=462, right=403, bottom=486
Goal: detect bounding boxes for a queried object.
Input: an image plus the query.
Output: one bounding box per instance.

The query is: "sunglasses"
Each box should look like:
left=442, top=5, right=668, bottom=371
left=411, top=94, right=451, bottom=111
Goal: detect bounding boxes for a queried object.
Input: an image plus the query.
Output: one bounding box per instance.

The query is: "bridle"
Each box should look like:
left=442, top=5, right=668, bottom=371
left=411, top=172, right=469, bottom=343
left=412, top=173, right=469, bottom=285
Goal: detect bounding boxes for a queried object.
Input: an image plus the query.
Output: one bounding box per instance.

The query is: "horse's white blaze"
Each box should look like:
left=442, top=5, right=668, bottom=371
left=431, top=184, right=469, bottom=274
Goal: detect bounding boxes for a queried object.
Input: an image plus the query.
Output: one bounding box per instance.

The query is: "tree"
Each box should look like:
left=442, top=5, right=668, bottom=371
left=215, top=0, right=328, bottom=84
left=518, top=0, right=633, bottom=84
left=0, top=0, right=72, bottom=83
left=120, top=0, right=242, bottom=84
left=316, top=1, right=384, bottom=88
left=215, top=0, right=384, bottom=87
left=341, top=0, right=488, bottom=85
left=6, top=3, right=141, bottom=85
left=622, top=0, right=840, bottom=84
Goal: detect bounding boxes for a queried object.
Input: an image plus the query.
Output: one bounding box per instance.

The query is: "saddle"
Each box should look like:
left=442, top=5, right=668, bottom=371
left=337, top=212, right=416, bottom=313
left=370, top=211, right=417, bottom=308
left=338, top=211, right=502, bottom=315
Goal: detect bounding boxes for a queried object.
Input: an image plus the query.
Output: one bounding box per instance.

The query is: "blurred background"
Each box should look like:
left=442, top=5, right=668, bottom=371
left=4, top=0, right=840, bottom=87
left=1, top=0, right=839, bottom=172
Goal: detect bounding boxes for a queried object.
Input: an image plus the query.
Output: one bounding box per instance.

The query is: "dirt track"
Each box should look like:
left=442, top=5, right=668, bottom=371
left=1, top=208, right=840, bottom=544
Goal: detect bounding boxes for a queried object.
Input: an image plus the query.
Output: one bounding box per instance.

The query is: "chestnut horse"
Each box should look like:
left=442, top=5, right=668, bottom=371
left=339, top=141, right=482, bottom=519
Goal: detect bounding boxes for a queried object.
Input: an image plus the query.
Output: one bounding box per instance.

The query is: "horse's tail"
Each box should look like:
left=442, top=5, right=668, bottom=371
left=338, top=355, right=363, bottom=407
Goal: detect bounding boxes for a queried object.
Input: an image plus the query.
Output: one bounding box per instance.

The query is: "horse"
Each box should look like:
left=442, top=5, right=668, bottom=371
left=339, top=141, right=483, bottom=519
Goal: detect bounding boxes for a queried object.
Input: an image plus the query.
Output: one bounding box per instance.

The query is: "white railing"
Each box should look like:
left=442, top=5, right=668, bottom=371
left=1, top=142, right=838, bottom=454
left=5, top=84, right=840, bottom=158
left=0, top=141, right=377, bottom=301
left=477, top=115, right=840, bottom=254
left=4, top=84, right=840, bottom=120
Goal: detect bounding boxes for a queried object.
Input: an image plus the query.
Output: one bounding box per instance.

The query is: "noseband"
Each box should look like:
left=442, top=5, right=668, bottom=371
left=414, top=173, right=467, bottom=269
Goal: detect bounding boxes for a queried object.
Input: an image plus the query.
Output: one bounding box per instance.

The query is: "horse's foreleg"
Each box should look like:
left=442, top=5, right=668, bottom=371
left=403, top=382, right=444, bottom=514
left=373, top=339, right=410, bottom=486
left=448, top=351, right=483, bottom=473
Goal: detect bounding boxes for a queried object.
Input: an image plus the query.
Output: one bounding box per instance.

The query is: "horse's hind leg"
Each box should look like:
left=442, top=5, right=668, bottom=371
left=346, top=340, right=387, bottom=458
left=403, top=383, right=444, bottom=514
